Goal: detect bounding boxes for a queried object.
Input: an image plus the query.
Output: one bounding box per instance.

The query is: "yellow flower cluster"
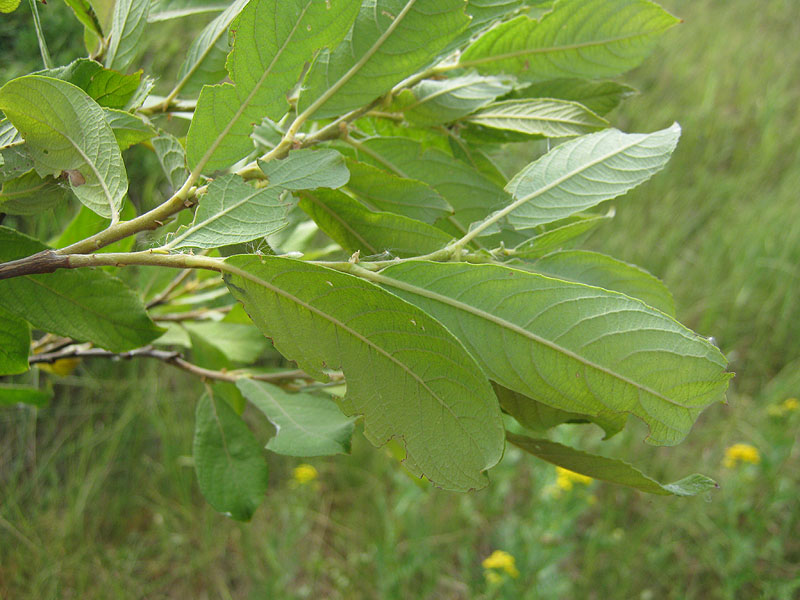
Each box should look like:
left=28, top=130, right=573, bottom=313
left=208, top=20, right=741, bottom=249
left=767, top=397, right=799, bottom=417
left=482, top=549, right=520, bottom=581
left=723, top=444, right=760, bottom=468
left=555, top=466, right=593, bottom=491
left=292, top=464, right=318, bottom=485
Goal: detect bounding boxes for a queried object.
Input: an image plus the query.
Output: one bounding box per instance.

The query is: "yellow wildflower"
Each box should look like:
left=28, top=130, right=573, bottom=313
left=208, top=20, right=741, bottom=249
left=723, top=443, right=760, bottom=468
left=555, top=466, right=593, bottom=491
left=292, top=464, right=318, bottom=485
left=482, top=550, right=520, bottom=578
left=484, top=570, right=504, bottom=585
left=782, top=397, right=799, bottom=412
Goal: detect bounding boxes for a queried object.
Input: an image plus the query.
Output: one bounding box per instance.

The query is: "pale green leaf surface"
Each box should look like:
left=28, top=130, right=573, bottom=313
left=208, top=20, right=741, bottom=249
left=0, top=227, right=163, bottom=352
left=508, top=434, right=718, bottom=496
left=0, top=385, right=52, bottom=408
left=299, top=188, right=452, bottom=258
left=494, top=382, right=626, bottom=439
left=298, top=0, right=470, bottom=120
left=176, top=0, right=249, bottom=96
left=0, top=306, right=30, bottom=375
left=183, top=321, right=269, bottom=364
left=237, top=379, right=355, bottom=456
left=343, top=158, right=451, bottom=224
left=168, top=174, right=292, bottom=250
left=465, top=98, right=608, bottom=137
left=376, top=261, right=732, bottom=446
left=0, top=0, right=21, bottom=13
left=511, top=211, right=613, bottom=258
left=460, top=0, right=680, bottom=81
left=496, top=124, right=680, bottom=232
left=525, top=249, right=675, bottom=315
left=222, top=255, right=505, bottom=491
left=148, top=0, right=227, bottom=21
left=512, top=78, right=637, bottom=116
left=62, top=0, right=104, bottom=38
left=37, top=59, right=143, bottom=109
left=88, top=0, right=114, bottom=33
left=106, top=0, right=149, bottom=71
left=103, top=108, right=155, bottom=150
left=258, top=148, right=350, bottom=191
left=186, top=0, right=360, bottom=173
left=400, top=73, right=513, bottom=127
left=193, top=393, right=268, bottom=521
left=0, top=119, right=23, bottom=147
left=152, top=133, right=189, bottom=190
left=0, top=75, right=128, bottom=220
left=0, top=171, right=70, bottom=215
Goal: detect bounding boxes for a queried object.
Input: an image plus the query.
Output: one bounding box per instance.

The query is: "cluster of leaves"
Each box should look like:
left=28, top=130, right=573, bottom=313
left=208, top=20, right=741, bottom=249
left=0, top=0, right=732, bottom=520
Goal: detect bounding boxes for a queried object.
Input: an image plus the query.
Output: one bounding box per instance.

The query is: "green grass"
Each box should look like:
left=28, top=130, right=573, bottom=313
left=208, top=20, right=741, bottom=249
left=2, top=0, right=800, bottom=598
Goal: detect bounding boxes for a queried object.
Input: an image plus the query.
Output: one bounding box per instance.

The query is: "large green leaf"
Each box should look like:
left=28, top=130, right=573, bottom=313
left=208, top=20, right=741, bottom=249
left=186, top=0, right=360, bottom=173
left=373, top=261, right=732, bottom=446
left=0, top=171, right=70, bottom=216
left=511, top=211, right=613, bottom=259
left=508, top=434, right=718, bottom=496
left=524, top=249, right=675, bottom=315
left=152, top=132, right=189, bottom=190
left=511, top=78, right=637, bottom=116
left=166, top=174, right=292, bottom=250
left=237, top=379, right=355, bottom=456
left=105, top=0, right=149, bottom=72
left=0, top=75, right=128, bottom=220
left=343, top=158, right=451, bottom=224
left=299, top=188, right=452, bottom=258
left=298, top=0, right=470, bottom=120
left=175, top=0, right=249, bottom=96
left=222, top=255, right=504, bottom=491
left=193, top=392, right=268, bottom=521
left=464, top=99, right=608, bottom=137
left=490, top=124, right=680, bottom=233
left=0, top=306, right=30, bottom=376
left=397, top=73, right=513, bottom=127
left=460, top=0, right=679, bottom=81
left=349, top=137, right=508, bottom=234
left=258, top=148, right=350, bottom=191
left=38, top=59, right=143, bottom=109
left=0, top=227, right=163, bottom=352
left=0, top=384, right=52, bottom=408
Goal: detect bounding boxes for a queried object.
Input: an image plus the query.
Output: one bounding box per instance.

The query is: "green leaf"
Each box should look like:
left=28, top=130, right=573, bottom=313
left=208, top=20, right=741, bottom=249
left=508, top=434, right=718, bottom=496
left=0, top=306, right=30, bottom=375
left=103, top=108, right=155, bottom=150
left=0, top=171, right=70, bottom=216
left=258, top=148, right=350, bottom=191
left=62, top=0, right=104, bottom=39
left=349, top=137, right=508, bottom=235
left=0, top=145, right=34, bottom=183
left=105, top=0, right=149, bottom=72
left=525, top=249, right=675, bottom=315
left=299, top=188, right=452, bottom=258
left=186, top=0, right=360, bottom=173
left=148, top=0, right=227, bottom=21
left=0, top=75, right=128, bottom=220
left=87, top=0, right=115, bottom=34
left=494, top=382, right=626, bottom=439
left=0, top=384, right=52, bottom=408
left=464, top=99, right=608, bottom=137
left=460, top=0, right=680, bottom=81
left=343, top=158, right=451, bottom=224
left=222, top=255, right=504, bottom=491
left=237, top=379, right=355, bottom=456
left=0, top=0, right=22, bottom=13
left=374, top=261, right=732, bottom=446
left=491, top=124, right=680, bottom=233
left=182, top=321, right=269, bottom=364
left=39, top=58, right=143, bottom=109
left=0, top=227, right=163, bottom=352
left=52, top=202, right=137, bottom=254
left=152, top=133, right=189, bottom=190
left=511, top=210, right=613, bottom=259
left=398, top=73, right=513, bottom=127
left=298, top=0, right=470, bottom=120
left=175, top=0, right=249, bottom=97
left=193, top=392, right=268, bottom=521
left=511, top=78, right=637, bottom=116
left=166, top=174, right=292, bottom=250
left=0, top=118, right=23, bottom=147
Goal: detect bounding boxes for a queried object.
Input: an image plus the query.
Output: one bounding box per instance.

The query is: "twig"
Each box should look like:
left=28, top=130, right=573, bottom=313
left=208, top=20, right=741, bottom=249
left=29, top=345, right=311, bottom=385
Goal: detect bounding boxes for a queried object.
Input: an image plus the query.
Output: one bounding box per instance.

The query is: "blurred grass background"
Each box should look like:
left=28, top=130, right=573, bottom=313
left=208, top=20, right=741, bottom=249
left=1, top=0, right=799, bottom=598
